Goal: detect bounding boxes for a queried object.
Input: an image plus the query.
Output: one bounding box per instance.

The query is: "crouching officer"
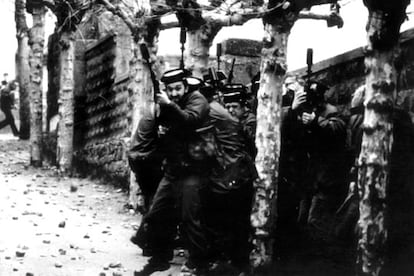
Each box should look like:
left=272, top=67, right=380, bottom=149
left=133, top=68, right=210, bottom=276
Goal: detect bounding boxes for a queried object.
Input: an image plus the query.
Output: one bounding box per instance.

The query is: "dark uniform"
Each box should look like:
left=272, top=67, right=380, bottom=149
left=128, top=109, right=163, bottom=213
left=203, top=86, right=257, bottom=272
left=275, top=81, right=349, bottom=274
left=134, top=69, right=210, bottom=275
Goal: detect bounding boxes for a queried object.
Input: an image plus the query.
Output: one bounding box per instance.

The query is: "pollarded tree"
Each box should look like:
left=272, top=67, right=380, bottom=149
left=15, top=0, right=31, bottom=140
left=357, top=1, right=410, bottom=275
left=250, top=0, right=341, bottom=266
left=27, top=0, right=47, bottom=167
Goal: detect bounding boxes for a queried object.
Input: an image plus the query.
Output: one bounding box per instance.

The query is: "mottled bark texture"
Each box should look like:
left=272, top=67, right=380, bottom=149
left=250, top=7, right=297, bottom=266
left=186, top=22, right=222, bottom=77
left=128, top=30, right=160, bottom=209
left=126, top=3, right=160, bottom=210
left=15, top=0, right=31, bottom=140
left=357, top=1, right=409, bottom=275
left=28, top=6, right=46, bottom=167
left=57, top=32, right=75, bottom=172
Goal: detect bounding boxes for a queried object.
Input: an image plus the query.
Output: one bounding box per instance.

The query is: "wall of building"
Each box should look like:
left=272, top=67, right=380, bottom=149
left=289, top=28, right=414, bottom=120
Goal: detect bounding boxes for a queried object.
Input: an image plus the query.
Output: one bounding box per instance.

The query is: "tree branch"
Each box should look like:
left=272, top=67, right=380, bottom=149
left=298, top=10, right=343, bottom=27
left=158, top=7, right=344, bottom=30
left=98, top=0, right=139, bottom=33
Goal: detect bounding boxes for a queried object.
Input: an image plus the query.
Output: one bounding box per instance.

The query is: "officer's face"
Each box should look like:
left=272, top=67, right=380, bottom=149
left=166, top=81, right=187, bottom=103
left=225, top=102, right=244, bottom=120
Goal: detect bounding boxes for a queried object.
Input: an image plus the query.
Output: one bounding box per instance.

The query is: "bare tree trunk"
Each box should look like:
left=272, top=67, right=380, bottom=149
left=128, top=19, right=160, bottom=210
left=28, top=6, right=46, bottom=167
left=357, top=2, right=409, bottom=274
left=250, top=17, right=296, bottom=266
left=187, top=22, right=222, bottom=77
left=56, top=31, right=75, bottom=172
left=128, top=40, right=154, bottom=209
left=15, top=0, right=30, bottom=140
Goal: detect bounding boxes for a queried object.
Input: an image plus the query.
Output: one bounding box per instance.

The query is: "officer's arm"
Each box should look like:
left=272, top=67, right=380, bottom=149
left=313, top=114, right=346, bottom=137
left=162, top=93, right=210, bottom=128
left=244, top=115, right=257, bottom=141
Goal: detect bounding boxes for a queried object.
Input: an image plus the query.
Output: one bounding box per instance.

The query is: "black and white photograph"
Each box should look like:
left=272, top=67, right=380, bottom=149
left=0, top=1, right=413, bottom=275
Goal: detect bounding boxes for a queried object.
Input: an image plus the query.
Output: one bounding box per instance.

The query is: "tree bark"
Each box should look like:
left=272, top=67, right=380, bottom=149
left=28, top=6, right=46, bottom=167
left=128, top=38, right=156, bottom=209
left=250, top=14, right=296, bottom=267
left=357, top=2, right=409, bottom=275
left=56, top=31, right=75, bottom=172
left=15, top=0, right=31, bottom=140
left=186, top=22, right=222, bottom=77
left=126, top=3, right=159, bottom=210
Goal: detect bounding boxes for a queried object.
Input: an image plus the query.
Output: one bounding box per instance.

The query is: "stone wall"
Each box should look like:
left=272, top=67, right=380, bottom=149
left=289, top=28, right=414, bottom=119
left=73, top=34, right=131, bottom=186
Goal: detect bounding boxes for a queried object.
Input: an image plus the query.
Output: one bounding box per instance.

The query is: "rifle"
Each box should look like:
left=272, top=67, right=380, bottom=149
left=139, top=43, right=160, bottom=111
left=227, top=58, right=236, bottom=84
left=304, top=48, right=316, bottom=112
left=216, top=43, right=222, bottom=71
left=208, top=67, right=220, bottom=90
left=306, top=48, right=313, bottom=85
left=179, top=26, right=186, bottom=69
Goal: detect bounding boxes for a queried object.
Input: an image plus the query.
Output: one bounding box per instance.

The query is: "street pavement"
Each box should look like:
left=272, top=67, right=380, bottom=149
left=0, top=134, right=182, bottom=276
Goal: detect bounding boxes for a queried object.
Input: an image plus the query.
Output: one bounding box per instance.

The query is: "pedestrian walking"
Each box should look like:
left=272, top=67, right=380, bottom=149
left=0, top=81, right=19, bottom=137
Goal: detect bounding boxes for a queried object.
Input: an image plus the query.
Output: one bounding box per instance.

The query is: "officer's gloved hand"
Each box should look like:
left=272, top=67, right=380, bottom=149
left=291, top=88, right=307, bottom=111
left=301, top=112, right=316, bottom=125
left=156, top=90, right=171, bottom=106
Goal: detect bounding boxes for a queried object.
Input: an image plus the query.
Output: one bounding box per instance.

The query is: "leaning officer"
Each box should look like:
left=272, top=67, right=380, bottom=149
left=223, top=84, right=257, bottom=159
left=133, top=68, right=210, bottom=276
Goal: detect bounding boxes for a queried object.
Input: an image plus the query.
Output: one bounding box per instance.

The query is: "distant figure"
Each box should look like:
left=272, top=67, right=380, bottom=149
left=0, top=81, right=19, bottom=136
left=1, top=73, right=9, bottom=89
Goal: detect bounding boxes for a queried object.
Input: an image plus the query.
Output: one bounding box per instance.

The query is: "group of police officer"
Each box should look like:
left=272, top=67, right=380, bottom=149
left=126, top=64, right=414, bottom=275
left=128, top=67, right=258, bottom=276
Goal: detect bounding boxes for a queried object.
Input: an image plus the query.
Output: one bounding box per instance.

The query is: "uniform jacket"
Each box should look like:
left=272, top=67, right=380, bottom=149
left=158, top=90, right=210, bottom=175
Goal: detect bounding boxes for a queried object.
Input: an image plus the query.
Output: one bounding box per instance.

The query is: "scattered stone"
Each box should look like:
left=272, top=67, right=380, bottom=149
left=58, top=221, right=66, bottom=228
left=90, top=248, right=96, bottom=253
left=43, top=240, right=51, bottom=244
left=70, top=185, right=78, bottom=192
left=103, top=266, right=109, bottom=271
left=112, top=273, right=122, bottom=276
left=109, top=262, right=122, bottom=268
left=16, top=251, right=25, bottom=257
left=55, top=262, right=62, bottom=268
left=58, top=249, right=66, bottom=255
left=12, top=216, right=18, bottom=220
left=99, top=273, right=106, bottom=276
left=25, top=273, right=34, bottom=276
left=13, top=267, right=18, bottom=271
left=5, top=256, right=11, bottom=260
